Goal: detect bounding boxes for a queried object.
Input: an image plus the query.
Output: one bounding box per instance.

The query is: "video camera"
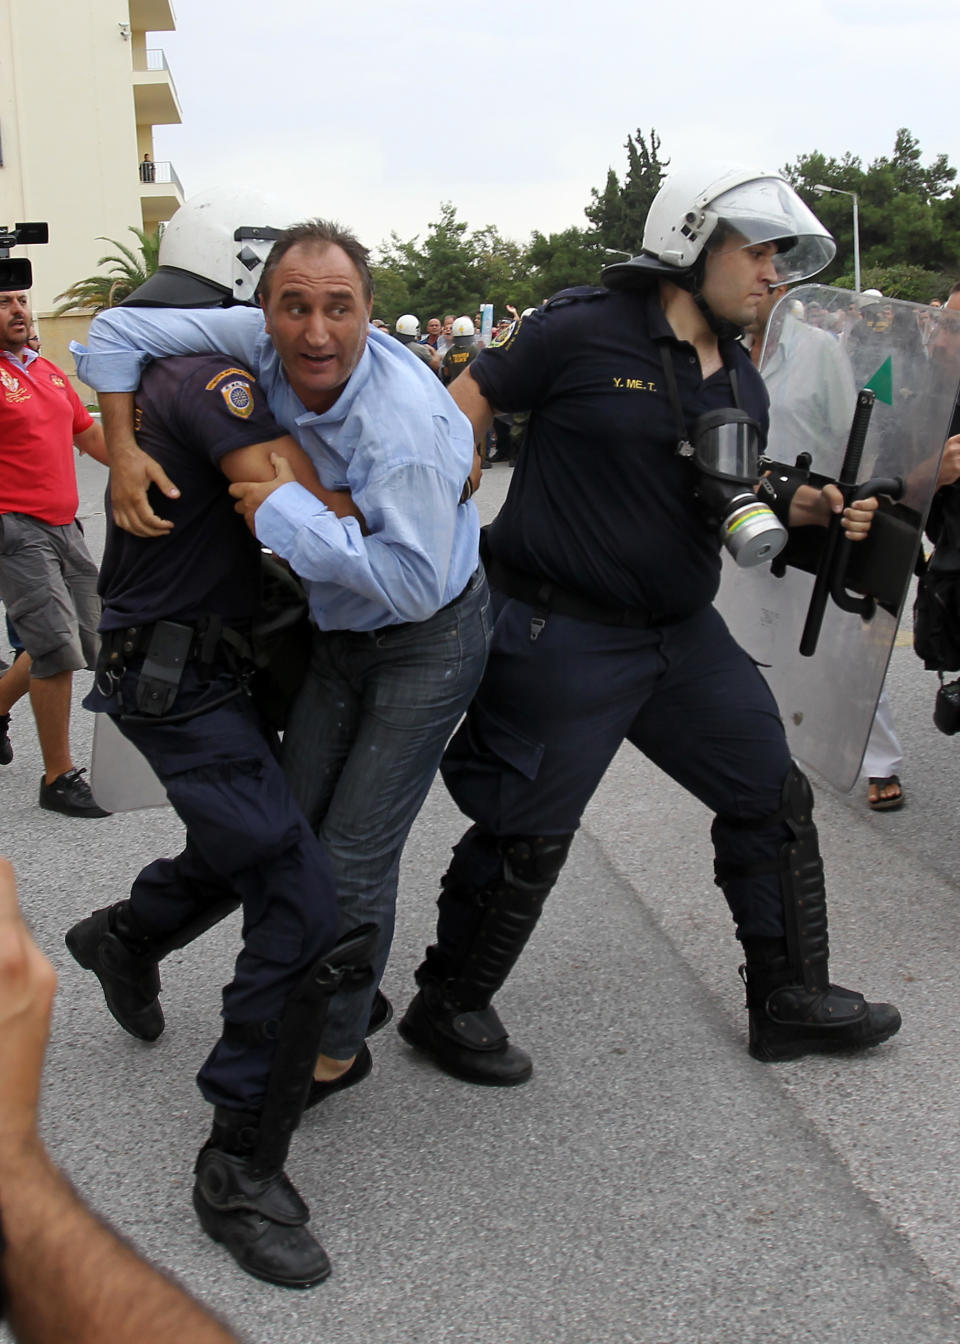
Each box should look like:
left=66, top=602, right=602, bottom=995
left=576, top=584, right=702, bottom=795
left=0, top=222, right=50, bottom=290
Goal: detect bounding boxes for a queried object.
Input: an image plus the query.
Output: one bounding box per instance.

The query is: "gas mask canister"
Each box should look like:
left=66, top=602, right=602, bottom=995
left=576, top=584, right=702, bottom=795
left=679, top=409, right=788, bottom=567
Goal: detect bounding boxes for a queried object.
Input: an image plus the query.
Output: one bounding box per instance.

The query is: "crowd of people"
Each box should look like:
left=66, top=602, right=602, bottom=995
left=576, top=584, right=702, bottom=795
left=3, top=160, right=959, bottom=1336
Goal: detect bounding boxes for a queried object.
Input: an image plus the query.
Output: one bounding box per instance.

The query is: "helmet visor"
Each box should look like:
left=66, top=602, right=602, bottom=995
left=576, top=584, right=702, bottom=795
left=710, top=178, right=836, bottom=283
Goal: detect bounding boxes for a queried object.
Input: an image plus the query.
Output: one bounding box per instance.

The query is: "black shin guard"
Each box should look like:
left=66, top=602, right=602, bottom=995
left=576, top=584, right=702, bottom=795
left=193, top=924, right=376, bottom=1286
left=400, top=833, right=573, bottom=1085
left=778, top=765, right=829, bottom=993
left=421, top=832, right=573, bottom=1007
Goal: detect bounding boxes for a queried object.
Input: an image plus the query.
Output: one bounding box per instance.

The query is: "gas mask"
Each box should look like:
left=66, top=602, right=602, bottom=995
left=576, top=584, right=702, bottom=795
left=679, top=409, right=788, bottom=567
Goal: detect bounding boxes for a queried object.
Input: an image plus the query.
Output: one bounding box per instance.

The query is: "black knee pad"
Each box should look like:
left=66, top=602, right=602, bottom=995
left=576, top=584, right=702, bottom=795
left=500, top=833, right=574, bottom=893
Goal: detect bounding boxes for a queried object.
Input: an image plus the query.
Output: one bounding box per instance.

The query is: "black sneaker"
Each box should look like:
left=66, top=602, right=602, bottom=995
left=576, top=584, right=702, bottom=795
left=39, top=768, right=111, bottom=818
left=0, top=714, right=11, bottom=766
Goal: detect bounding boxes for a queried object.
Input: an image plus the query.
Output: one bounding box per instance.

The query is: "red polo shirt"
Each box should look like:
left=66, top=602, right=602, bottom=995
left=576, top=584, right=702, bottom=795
left=0, top=350, right=94, bottom=525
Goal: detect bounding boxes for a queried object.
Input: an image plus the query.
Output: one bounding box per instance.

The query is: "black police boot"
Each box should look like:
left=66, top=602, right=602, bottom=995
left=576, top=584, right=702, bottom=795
left=66, top=894, right=245, bottom=1041
left=715, top=764, right=901, bottom=1062
left=400, top=980, right=532, bottom=1086
left=193, top=1109, right=330, bottom=1289
left=399, top=835, right=572, bottom=1086
left=65, top=902, right=164, bottom=1041
left=740, top=937, right=902, bottom=1062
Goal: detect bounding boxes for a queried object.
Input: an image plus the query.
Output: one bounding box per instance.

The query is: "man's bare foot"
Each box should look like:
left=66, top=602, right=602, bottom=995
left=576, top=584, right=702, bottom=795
left=313, top=1053, right=356, bottom=1084
left=867, top=775, right=904, bottom=811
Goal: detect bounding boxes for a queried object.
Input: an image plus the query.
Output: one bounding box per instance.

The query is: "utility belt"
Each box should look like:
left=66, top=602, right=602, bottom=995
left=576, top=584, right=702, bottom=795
left=482, top=542, right=682, bottom=638
left=97, top=616, right=254, bottom=724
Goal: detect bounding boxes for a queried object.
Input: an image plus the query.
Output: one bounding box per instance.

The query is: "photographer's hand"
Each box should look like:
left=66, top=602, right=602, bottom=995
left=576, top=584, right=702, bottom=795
left=0, top=860, right=238, bottom=1343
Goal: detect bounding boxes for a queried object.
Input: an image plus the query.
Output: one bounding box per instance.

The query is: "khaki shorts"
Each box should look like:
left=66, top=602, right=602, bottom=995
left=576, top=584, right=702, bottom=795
left=0, top=513, right=100, bottom=677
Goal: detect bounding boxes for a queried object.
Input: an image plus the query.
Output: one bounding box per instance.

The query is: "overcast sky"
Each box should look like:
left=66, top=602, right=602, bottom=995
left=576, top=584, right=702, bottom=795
left=153, top=0, right=959, bottom=257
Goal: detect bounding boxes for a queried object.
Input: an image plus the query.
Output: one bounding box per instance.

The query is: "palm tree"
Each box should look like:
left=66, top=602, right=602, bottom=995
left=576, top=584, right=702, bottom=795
left=53, top=226, right=161, bottom=316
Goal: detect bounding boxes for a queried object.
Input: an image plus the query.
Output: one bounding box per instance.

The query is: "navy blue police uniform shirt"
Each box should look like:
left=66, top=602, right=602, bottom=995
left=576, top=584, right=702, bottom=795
left=475, top=286, right=770, bottom=618
left=98, top=355, right=288, bottom=631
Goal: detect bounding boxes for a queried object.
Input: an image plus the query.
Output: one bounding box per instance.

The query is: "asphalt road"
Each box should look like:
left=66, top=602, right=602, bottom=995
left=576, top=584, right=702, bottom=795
left=2, top=454, right=960, bottom=1343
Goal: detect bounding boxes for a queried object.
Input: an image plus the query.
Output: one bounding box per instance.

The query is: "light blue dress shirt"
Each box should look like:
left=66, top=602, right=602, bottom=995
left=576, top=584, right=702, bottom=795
left=72, top=315, right=479, bottom=631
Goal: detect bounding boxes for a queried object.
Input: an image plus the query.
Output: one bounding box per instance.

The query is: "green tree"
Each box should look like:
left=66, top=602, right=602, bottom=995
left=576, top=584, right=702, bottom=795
left=472, top=226, right=534, bottom=314
left=525, top=227, right=606, bottom=300
left=369, top=266, right=411, bottom=328
left=53, top=226, right=161, bottom=315
left=377, top=202, right=484, bottom=319
left=831, top=264, right=955, bottom=305
left=584, top=128, right=669, bottom=253
left=784, top=129, right=960, bottom=286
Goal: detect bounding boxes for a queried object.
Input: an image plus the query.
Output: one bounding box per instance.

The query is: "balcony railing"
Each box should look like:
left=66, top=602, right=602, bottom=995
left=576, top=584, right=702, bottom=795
left=134, top=48, right=181, bottom=108
left=138, top=160, right=184, bottom=196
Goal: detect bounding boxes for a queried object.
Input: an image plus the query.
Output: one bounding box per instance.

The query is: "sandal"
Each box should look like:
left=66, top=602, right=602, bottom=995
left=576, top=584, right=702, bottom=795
left=868, top=775, right=904, bottom=811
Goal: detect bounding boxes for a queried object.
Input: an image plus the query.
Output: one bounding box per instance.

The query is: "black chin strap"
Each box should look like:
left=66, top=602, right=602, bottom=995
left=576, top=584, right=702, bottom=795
left=692, top=289, right=745, bottom=342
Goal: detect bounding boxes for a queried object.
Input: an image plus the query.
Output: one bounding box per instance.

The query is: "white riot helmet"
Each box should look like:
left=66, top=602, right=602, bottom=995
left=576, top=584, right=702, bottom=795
left=395, top=313, right=421, bottom=343
left=521, top=307, right=536, bottom=319
left=603, top=163, right=836, bottom=293
left=452, top=316, right=475, bottom=347
left=122, top=188, right=293, bottom=308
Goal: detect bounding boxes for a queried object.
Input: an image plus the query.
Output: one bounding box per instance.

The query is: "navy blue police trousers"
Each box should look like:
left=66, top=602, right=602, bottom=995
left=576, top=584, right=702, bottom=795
left=440, top=596, right=794, bottom=939
left=102, top=665, right=340, bottom=1111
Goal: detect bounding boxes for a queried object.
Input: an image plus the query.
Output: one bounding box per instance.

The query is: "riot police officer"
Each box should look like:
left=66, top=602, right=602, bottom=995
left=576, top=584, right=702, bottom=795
left=394, top=312, right=440, bottom=371
left=440, top=316, right=480, bottom=386
left=398, top=163, right=902, bottom=1084
left=65, top=191, right=375, bottom=1289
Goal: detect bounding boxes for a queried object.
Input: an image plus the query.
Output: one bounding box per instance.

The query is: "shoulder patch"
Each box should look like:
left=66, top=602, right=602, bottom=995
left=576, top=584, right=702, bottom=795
left=205, top=366, right=256, bottom=391
left=219, top=379, right=254, bottom=419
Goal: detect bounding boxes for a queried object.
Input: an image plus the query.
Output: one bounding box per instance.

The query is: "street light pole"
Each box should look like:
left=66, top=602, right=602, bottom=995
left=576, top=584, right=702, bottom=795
left=813, top=184, right=861, bottom=293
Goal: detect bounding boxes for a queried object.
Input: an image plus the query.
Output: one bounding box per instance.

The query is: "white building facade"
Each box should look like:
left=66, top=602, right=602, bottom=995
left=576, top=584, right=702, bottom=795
left=0, top=0, right=183, bottom=385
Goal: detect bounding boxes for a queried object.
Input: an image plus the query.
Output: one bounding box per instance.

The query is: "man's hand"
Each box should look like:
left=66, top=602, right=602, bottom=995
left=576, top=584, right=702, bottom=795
left=821, top=482, right=879, bottom=541
left=100, top=391, right=180, bottom=537
left=228, top=453, right=367, bottom=535
left=111, top=442, right=181, bottom=537
left=229, top=452, right=291, bottom=531
left=789, top=481, right=878, bottom=540
left=0, top=858, right=57, bottom=1164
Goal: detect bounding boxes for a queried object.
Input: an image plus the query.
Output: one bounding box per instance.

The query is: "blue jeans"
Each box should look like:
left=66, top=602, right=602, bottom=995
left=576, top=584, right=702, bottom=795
left=281, top=567, right=492, bottom=1057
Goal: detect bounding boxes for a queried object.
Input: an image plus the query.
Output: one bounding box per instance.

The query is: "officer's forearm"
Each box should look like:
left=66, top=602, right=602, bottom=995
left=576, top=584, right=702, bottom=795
left=98, top=392, right=139, bottom=464
left=450, top=369, right=494, bottom=442
left=307, top=486, right=366, bottom=531
left=0, top=1144, right=239, bottom=1344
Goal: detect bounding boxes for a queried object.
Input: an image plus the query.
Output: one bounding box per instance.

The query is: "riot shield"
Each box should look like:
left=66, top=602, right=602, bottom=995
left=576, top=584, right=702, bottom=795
left=717, top=284, right=960, bottom=791
left=89, top=712, right=168, bottom=812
